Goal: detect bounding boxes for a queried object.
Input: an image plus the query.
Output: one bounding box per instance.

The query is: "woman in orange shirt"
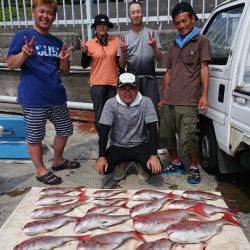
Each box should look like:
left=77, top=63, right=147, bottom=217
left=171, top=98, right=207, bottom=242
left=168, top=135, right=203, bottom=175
left=80, top=14, right=122, bottom=135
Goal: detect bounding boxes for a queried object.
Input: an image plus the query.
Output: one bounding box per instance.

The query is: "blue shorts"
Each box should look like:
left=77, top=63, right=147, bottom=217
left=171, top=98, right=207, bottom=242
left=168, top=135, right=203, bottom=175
left=23, top=103, right=73, bottom=143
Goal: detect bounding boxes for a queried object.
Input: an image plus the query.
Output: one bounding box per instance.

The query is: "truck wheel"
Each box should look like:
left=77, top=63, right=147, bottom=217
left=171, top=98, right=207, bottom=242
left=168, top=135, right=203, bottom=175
left=199, top=122, right=219, bottom=174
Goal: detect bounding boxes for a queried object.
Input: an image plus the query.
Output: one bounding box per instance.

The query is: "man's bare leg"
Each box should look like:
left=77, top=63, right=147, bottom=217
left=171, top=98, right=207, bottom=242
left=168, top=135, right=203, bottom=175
left=28, top=142, right=48, bottom=177
left=167, top=148, right=182, bottom=163
left=52, top=136, right=68, bottom=167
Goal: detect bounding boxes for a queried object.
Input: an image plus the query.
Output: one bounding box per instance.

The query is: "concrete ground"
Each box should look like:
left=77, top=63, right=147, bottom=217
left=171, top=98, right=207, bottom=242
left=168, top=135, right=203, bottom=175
left=0, top=111, right=249, bottom=244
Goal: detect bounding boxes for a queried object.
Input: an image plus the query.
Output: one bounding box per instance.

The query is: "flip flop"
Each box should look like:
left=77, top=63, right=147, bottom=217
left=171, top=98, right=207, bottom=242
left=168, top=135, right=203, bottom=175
left=36, top=171, right=62, bottom=185
left=52, top=160, right=81, bottom=171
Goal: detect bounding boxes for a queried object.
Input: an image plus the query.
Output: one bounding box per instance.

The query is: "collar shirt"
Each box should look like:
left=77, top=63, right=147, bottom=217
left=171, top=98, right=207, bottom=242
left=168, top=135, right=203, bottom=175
left=86, top=35, right=119, bottom=86
left=163, top=34, right=211, bottom=106
left=116, top=92, right=142, bottom=107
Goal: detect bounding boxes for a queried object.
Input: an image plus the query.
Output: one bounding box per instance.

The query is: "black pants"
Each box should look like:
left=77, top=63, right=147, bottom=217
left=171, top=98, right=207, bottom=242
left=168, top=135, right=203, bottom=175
left=137, top=77, right=160, bottom=109
left=90, top=85, right=116, bottom=133
left=105, top=143, right=155, bottom=175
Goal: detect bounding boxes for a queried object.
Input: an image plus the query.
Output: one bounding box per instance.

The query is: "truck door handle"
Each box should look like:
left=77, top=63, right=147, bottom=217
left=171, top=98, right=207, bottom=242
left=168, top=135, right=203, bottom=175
left=218, top=84, right=225, bottom=103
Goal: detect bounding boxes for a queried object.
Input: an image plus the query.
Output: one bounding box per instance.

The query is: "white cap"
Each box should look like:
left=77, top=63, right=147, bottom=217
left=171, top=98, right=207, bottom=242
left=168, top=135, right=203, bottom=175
left=118, top=73, right=137, bottom=88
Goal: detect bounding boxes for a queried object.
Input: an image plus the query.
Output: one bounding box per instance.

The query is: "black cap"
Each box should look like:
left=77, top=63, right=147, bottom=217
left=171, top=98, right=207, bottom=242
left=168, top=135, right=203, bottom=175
left=172, top=2, right=198, bottom=21
left=91, top=14, right=113, bottom=29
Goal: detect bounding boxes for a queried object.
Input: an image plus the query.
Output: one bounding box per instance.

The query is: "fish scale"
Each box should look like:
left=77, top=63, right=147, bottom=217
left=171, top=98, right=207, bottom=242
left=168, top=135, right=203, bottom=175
left=166, top=213, right=241, bottom=244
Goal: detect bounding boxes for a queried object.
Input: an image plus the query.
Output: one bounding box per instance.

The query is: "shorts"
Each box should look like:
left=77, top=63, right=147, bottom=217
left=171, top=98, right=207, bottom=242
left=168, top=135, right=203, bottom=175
left=23, top=103, right=73, bottom=143
left=159, top=104, right=198, bottom=154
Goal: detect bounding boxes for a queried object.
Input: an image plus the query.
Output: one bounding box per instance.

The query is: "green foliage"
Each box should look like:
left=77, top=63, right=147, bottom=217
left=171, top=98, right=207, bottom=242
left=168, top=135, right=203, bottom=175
left=0, top=6, right=32, bottom=22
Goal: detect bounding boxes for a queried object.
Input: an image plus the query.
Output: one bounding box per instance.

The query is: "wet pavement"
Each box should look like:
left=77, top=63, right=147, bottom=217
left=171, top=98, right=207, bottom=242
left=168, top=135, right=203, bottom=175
left=0, top=110, right=249, bottom=243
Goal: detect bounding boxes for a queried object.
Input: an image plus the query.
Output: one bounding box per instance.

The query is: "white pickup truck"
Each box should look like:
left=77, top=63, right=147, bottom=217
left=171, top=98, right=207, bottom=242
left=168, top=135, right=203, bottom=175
left=199, top=0, right=250, bottom=173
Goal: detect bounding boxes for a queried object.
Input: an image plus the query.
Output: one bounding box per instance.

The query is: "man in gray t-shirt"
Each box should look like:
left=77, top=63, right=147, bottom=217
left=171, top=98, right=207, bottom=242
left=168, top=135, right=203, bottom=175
left=96, top=73, right=161, bottom=181
left=118, top=1, right=163, bottom=108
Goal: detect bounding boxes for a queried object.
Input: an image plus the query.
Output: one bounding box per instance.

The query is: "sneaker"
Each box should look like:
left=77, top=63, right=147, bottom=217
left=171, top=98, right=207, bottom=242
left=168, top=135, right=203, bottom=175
left=113, top=162, right=130, bottom=180
left=187, top=167, right=201, bottom=184
left=161, top=161, right=185, bottom=174
left=135, top=163, right=149, bottom=180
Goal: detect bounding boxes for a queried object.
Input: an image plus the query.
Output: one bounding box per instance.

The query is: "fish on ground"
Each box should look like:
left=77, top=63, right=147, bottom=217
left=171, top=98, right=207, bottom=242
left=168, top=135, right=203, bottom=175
left=132, top=189, right=176, bottom=201
left=75, top=213, right=131, bottom=233
left=93, top=198, right=129, bottom=206
left=31, top=201, right=84, bottom=219
left=136, top=238, right=173, bottom=250
left=182, top=191, right=232, bottom=201
left=14, top=235, right=90, bottom=250
left=133, top=203, right=209, bottom=235
left=76, top=231, right=145, bottom=250
left=22, top=215, right=78, bottom=236
left=166, top=213, right=241, bottom=244
left=167, top=199, right=238, bottom=216
left=92, top=189, right=127, bottom=198
left=86, top=204, right=128, bottom=215
left=130, top=196, right=170, bottom=217
left=40, top=186, right=84, bottom=196
left=36, top=192, right=86, bottom=206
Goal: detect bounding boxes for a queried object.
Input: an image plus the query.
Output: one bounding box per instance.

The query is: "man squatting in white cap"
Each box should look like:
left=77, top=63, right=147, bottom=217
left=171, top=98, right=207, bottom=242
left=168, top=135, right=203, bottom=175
left=95, top=73, right=162, bottom=181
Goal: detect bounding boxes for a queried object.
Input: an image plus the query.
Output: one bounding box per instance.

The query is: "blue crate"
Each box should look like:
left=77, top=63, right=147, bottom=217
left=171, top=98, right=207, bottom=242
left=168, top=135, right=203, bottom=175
left=0, top=116, right=30, bottom=159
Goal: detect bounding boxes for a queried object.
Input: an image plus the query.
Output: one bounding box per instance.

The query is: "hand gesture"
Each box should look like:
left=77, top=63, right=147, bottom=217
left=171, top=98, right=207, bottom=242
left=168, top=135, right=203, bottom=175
left=157, top=99, right=163, bottom=110
left=79, top=37, right=88, bottom=53
left=198, top=95, right=209, bottom=112
left=147, top=155, right=162, bottom=174
left=22, top=36, right=35, bottom=57
left=96, top=157, right=108, bottom=175
left=59, top=43, right=74, bottom=62
left=120, top=35, right=127, bottom=54
left=148, top=31, right=157, bottom=49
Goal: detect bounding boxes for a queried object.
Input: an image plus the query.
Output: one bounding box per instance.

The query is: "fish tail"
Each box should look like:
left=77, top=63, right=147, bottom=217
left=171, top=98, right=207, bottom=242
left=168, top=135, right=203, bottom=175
left=76, top=234, right=92, bottom=241
left=223, top=195, right=235, bottom=202
left=221, top=213, right=241, bottom=226
left=190, top=203, right=209, bottom=217
left=132, top=231, right=146, bottom=242
left=75, top=186, right=85, bottom=192
left=78, top=192, right=86, bottom=200
left=166, top=191, right=176, bottom=199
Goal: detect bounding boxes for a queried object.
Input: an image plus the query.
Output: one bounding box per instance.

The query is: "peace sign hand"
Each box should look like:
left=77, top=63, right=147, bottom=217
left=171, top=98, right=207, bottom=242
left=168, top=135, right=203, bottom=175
left=22, top=36, right=35, bottom=57
left=59, top=43, right=74, bottom=62
left=79, top=37, right=88, bottom=53
left=120, top=35, right=127, bottom=54
left=148, top=31, right=157, bottom=49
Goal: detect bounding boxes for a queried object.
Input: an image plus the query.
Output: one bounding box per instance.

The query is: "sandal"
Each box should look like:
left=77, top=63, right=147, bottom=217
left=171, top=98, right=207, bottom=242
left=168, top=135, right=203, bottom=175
left=36, top=171, right=62, bottom=185
left=52, top=160, right=81, bottom=171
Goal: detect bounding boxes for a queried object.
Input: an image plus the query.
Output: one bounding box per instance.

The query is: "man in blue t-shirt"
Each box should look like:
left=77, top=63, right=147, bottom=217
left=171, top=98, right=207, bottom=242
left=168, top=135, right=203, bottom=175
left=7, top=0, right=80, bottom=185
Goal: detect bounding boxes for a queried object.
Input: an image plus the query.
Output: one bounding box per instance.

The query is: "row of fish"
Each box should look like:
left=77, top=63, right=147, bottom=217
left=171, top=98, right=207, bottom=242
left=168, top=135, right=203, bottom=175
left=14, top=187, right=240, bottom=249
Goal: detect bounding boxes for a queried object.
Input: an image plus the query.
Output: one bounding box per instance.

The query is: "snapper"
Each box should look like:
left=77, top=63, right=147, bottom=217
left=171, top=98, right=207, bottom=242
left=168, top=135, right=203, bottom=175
left=166, top=213, right=241, bottom=244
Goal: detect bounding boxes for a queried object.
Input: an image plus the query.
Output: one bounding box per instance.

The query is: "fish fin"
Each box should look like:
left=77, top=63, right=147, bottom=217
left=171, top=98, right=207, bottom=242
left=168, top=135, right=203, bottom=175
left=189, top=203, right=209, bottom=217
left=132, top=231, right=146, bottom=242
left=78, top=192, right=86, bottom=201
left=77, top=234, right=92, bottom=241
left=223, top=195, right=235, bottom=202
left=121, top=202, right=128, bottom=209
left=221, top=213, right=241, bottom=226
left=228, top=208, right=238, bottom=215
left=166, top=191, right=176, bottom=199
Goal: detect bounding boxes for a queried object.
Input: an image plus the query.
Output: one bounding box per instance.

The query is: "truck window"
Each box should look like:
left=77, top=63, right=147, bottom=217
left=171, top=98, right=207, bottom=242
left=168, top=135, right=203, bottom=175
left=203, top=4, right=244, bottom=65
left=243, top=45, right=250, bottom=93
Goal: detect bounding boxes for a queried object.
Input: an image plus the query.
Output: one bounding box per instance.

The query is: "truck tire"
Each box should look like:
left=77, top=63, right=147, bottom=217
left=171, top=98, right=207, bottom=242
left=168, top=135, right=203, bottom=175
left=199, top=122, right=219, bottom=174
